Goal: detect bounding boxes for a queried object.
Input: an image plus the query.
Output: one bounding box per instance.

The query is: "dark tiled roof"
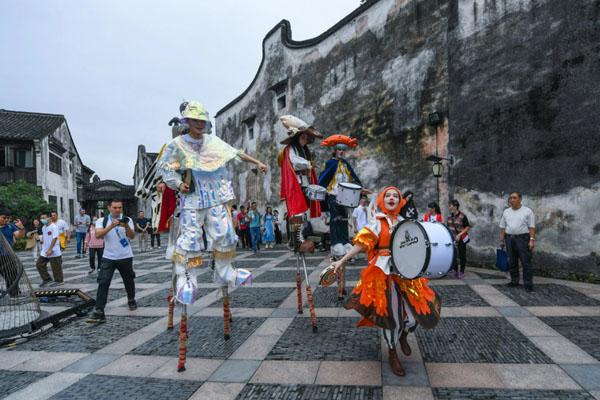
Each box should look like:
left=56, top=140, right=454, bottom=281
left=0, top=109, right=65, bottom=140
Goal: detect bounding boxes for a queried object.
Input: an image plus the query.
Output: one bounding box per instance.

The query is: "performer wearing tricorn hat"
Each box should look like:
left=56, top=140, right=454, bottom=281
left=278, top=115, right=322, bottom=332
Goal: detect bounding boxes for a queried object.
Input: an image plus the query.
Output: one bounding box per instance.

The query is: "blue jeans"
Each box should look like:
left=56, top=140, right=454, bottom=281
left=250, top=227, right=261, bottom=251
left=76, top=232, right=86, bottom=255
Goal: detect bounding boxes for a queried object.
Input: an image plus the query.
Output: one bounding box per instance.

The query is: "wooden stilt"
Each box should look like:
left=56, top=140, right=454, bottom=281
left=301, top=254, right=318, bottom=333
left=167, top=287, right=174, bottom=330
left=177, top=306, right=188, bottom=372
left=222, top=287, right=231, bottom=340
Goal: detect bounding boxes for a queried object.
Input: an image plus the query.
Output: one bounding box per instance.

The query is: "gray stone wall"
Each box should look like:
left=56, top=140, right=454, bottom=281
left=215, top=0, right=600, bottom=280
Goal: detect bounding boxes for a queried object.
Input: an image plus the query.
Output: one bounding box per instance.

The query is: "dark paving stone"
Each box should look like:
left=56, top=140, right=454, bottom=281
left=254, top=269, right=314, bottom=283
left=342, top=267, right=362, bottom=281
left=209, top=287, right=293, bottom=308
left=246, top=251, right=287, bottom=259
left=432, top=285, right=489, bottom=307
left=236, top=384, right=383, bottom=400
left=312, top=287, right=353, bottom=308
left=131, top=316, right=265, bottom=359
left=541, top=317, right=600, bottom=361
left=134, top=272, right=172, bottom=284
left=0, top=370, right=51, bottom=397
left=136, top=287, right=214, bottom=307
left=416, top=317, right=552, bottom=364
left=49, top=375, right=202, bottom=400
left=475, top=271, right=505, bottom=279
left=494, top=284, right=600, bottom=307
left=267, top=317, right=380, bottom=361
left=276, top=257, right=325, bottom=268
left=234, top=259, right=276, bottom=269
left=433, top=388, right=594, bottom=400
left=13, top=316, right=159, bottom=352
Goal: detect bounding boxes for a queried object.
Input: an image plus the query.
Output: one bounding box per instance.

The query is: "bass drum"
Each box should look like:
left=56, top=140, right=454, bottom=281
left=390, top=220, right=455, bottom=280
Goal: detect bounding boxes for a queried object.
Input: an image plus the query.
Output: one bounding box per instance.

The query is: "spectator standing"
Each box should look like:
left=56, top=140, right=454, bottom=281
left=499, top=192, right=536, bottom=292
left=231, top=204, right=239, bottom=247
left=74, top=208, right=91, bottom=258
left=84, top=216, right=104, bottom=274
left=248, top=201, right=261, bottom=253
left=273, top=209, right=282, bottom=244
left=424, top=202, right=443, bottom=222
left=446, top=200, right=471, bottom=279
left=0, top=208, right=26, bottom=296
left=135, top=211, right=150, bottom=253
left=400, top=191, right=418, bottom=220
left=86, top=199, right=137, bottom=324
left=52, top=212, right=71, bottom=252
left=237, top=205, right=249, bottom=248
left=26, top=219, right=42, bottom=259
left=36, top=213, right=64, bottom=287
left=262, top=206, right=276, bottom=248
left=150, top=227, right=161, bottom=249
left=352, top=195, right=370, bottom=234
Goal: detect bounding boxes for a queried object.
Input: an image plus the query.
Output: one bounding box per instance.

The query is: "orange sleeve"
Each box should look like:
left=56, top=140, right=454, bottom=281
left=352, top=227, right=378, bottom=252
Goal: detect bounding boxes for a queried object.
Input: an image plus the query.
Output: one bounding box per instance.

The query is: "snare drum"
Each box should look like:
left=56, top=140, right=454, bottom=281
left=305, top=184, right=327, bottom=201
left=336, top=182, right=362, bottom=207
left=390, top=220, right=455, bottom=279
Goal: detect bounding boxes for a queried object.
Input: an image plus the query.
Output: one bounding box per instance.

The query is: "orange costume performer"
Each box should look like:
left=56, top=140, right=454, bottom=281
left=342, top=187, right=441, bottom=376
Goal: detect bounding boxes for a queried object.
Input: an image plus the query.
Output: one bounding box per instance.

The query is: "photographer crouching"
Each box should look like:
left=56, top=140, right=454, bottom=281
left=87, top=199, right=136, bottom=324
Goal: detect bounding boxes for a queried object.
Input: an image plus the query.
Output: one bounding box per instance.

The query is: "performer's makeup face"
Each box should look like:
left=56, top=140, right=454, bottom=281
left=384, top=190, right=400, bottom=211
left=299, top=133, right=309, bottom=146
left=188, top=119, right=207, bottom=137
left=335, top=149, right=345, bottom=158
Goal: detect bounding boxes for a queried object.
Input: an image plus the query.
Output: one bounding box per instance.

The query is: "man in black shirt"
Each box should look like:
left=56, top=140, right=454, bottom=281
left=135, top=211, right=151, bottom=253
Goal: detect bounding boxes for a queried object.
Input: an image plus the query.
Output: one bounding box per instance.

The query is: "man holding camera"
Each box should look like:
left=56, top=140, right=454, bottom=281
left=87, top=199, right=136, bottom=324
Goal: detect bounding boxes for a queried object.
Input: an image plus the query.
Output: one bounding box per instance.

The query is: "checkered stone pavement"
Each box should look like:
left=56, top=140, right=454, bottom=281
left=3, top=241, right=600, bottom=400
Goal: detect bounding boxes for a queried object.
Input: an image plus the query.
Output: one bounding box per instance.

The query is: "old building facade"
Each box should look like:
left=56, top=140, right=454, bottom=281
left=215, top=0, right=600, bottom=279
left=0, top=109, right=94, bottom=224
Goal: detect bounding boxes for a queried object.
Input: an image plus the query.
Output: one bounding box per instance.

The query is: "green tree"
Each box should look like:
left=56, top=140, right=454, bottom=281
left=0, top=180, right=53, bottom=225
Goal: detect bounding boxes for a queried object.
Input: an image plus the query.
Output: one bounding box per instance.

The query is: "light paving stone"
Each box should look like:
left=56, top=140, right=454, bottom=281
left=381, top=332, right=422, bottom=363
left=476, top=293, right=520, bottom=307
left=495, top=306, right=533, bottom=317
left=3, top=372, right=87, bottom=400
left=150, top=358, right=223, bottom=381
left=11, top=351, right=88, bottom=372
left=382, top=361, right=429, bottom=386
left=592, top=391, right=600, bottom=400
left=270, top=308, right=300, bottom=317
left=188, top=382, right=245, bottom=400
left=0, top=351, right=38, bottom=370
left=61, top=353, right=121, bottom=373
left=299, top=307, right=340, bottom=317
left=315, top=361, right=382, bottom=386
left=529, top=336, right=599, bottom=364
left=441, top=306, right=500, bottom=317
left=526, top=306, right=583, bottom=316
left=561, top=364, right=600, bottom=391
left=208, top=359, right=262, bottom=382
left=95, top=354, right=171, bottom=377
left=229, top=334, right=281, bottom=360
left=495, top=364, right=581, bottom=389
left=383, top=386, right=434, bottom=400
left=253, top=317, right=293, bottom=336
left=571, top=306, right=600, bottom=316
left=506, top=317, right=561, bottom=337
left=426, top=363, right=504, bottom=388
left=96, top=331, right=161, bottom=354
left=250, top=360, right=320, bottom=384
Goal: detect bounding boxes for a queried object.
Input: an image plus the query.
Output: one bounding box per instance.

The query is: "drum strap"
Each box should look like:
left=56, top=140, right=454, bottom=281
left=367, top=217, right=391, bottom=262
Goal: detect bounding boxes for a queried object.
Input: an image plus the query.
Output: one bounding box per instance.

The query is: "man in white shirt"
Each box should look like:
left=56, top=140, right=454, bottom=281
left=36, top=213, right=64, bottom=287
left=51, top=212, right=71, bottom=251
left=86, top=199, right=136, bottom=324
left=499, top=191, right=536, bottom=291
left=352, top=195, right=370, bottom=234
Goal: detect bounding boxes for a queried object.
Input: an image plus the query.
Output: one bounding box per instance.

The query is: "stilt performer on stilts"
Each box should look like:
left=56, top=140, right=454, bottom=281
left=318, top=134, right=369, bottom=300
left=329, top=186, right=441, bottom=376
left=156, top=101, right=268, bottom=371
left=278, top=115, right=322, bottom=332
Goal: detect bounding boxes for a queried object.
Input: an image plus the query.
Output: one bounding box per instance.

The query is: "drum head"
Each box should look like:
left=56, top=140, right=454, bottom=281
left=391, top=220, right=430, bottom=279
left=339, top=182, right=361, bottom=190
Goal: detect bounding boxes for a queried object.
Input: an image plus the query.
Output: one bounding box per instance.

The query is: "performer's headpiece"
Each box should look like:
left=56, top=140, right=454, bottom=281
left=180, top=100, right=212, bottom=133
left=320, top=134, right=358, bottom=149
left=279, top=115, right=323, bottom=145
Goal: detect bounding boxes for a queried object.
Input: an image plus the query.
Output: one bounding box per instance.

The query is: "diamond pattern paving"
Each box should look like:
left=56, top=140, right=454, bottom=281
left=253, top=269, right=314, bottom=283
left=432, top=285, right=489, bottom=307
left=433, top=388, right=594, bottom=400
left=135, top=288, right=214, bottom=307
left=267, top=317, right=380, bottom=361
left=134, top=272, right=173, bottom=284
left=416, top=317, right=552, bottom=363
left=13, top=316, right=159, bottom=352
left=494, top=284, right=600, bottom=306
left=312, top=286, right=353, bottom=307
left=236, top=384, right=383, bottom=400
left=541, top=317, right=600, bottom=361
left=0, top=370, right=51, bottom=398
left=208, top=287, right=294, bottom=308
left=131, top=316, right=266, bottom=359
left=49, top=375, right=202, bottom=400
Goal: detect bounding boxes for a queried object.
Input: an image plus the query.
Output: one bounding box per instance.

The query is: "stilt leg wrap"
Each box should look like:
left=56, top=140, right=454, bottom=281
left=167, top=288, right=174, bottom=330
left=223, top=288, right=231, bottom=340
left=296, top=272, right=303, bottom=314
left=306, top=285, right=317, bottom=332
left=177, top=311, right=188, bottom=372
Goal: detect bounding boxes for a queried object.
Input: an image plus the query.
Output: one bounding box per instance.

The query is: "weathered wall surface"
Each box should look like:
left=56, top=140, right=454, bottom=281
left=216, top=0, right=600, bottom=279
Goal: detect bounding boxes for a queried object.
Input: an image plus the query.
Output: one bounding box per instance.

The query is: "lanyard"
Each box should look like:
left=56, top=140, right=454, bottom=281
left=108, top=215, right=125, bottom=240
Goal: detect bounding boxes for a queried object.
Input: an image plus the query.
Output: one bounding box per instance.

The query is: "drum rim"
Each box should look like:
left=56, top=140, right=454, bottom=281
left=420, top=221, right=457, bottom=278
left=390, top=219, right=430, bottom=279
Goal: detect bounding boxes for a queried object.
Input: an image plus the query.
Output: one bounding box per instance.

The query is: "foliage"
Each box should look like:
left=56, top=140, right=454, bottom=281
left=0, top=180, right=54, bottom=225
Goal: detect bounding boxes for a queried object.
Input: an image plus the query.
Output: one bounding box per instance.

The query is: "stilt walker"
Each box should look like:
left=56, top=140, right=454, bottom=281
left=318, top=134, right=368, bottom=301
left=278, top=115, right=322, bottom=332
left=155, top=101, right=268, bottom=371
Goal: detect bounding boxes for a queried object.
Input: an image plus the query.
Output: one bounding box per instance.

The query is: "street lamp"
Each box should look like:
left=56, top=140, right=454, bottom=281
left=432, top=161, right=443, bottom=178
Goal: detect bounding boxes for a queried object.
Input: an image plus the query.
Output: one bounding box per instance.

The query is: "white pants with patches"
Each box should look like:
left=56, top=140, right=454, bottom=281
left=382, top=281, right=417, bottom=349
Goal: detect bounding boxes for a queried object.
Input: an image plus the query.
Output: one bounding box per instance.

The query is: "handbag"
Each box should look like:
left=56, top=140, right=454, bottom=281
left=496, top=248, right=509, bottom=272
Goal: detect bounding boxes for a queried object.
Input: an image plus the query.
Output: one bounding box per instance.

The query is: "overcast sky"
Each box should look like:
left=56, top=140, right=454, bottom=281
left=0, top=1, right=359, bottom=183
